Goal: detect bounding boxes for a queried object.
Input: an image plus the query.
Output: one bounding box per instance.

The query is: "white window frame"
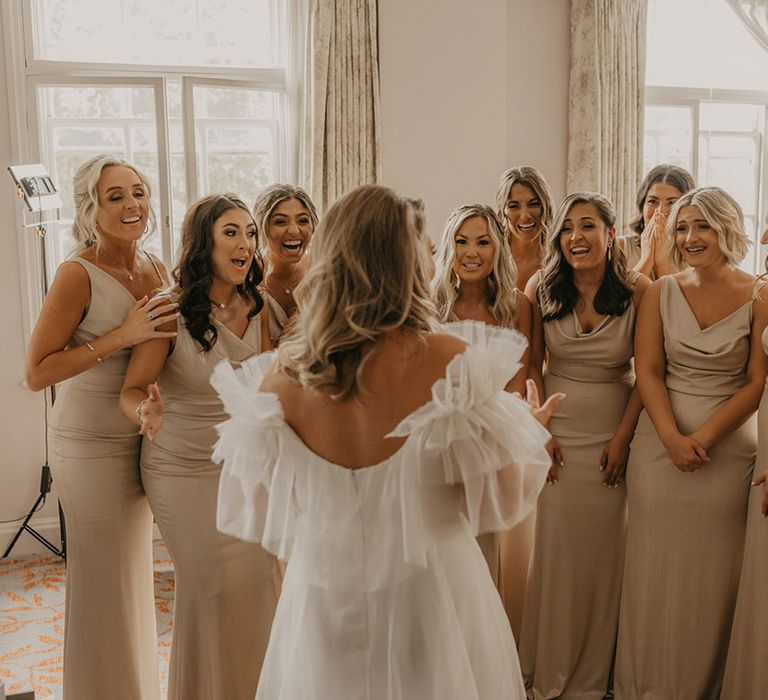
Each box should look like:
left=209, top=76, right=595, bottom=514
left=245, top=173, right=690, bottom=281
left=646, top=86, right=768, bottom=273
left=2, top=0, right=305, bottom=339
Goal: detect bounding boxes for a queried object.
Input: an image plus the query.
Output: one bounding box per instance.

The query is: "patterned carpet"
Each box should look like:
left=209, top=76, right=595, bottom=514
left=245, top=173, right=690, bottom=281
left=0, top=540, right=174, bottom=699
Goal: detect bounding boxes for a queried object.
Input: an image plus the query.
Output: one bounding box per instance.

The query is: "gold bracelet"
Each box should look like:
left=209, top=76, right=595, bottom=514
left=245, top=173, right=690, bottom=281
left=84, top=341, right=104, bottom=363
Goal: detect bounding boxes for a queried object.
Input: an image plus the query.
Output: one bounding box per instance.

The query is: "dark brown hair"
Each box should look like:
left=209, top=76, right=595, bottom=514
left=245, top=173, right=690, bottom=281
left=173, top=194, right=264, bottom=351
left=539, top=192, right=632, bottom=321
left=629, top=164, right=695, bottom=235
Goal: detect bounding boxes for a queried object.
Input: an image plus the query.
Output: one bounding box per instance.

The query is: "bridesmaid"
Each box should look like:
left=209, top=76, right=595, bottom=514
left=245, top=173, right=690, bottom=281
left=620, top=163, right=694, bottom=277
left=432, top=203, right=531, bottom=624
left=495, top=166, right=554, bottom=291
left=252, top=184, right=318, bottom=340
left=519, top=192, right=649, bottom=698
left=721, top=215, right=768, bottom=698
left=25, top=155, right=176, bottom=699
left=120, top=194, right=278, bottom=699
left=615, top=187, right=768, bottom=699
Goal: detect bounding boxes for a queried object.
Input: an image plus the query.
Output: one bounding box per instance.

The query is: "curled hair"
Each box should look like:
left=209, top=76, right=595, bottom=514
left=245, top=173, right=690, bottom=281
left=432, top=204, right=519, bottom=328
left=277, top=185, right=437, bottom=399
left=252, top=183, right=319, bottom=270
left=667, top=186, right=749, bottom=268
left=71, top=154, right=158, bottom=252
left=629, top=164, right=695, bottom=236
left=173, top=194, right=264, bottom=352
left=495, top=166, right=554, bottom=245
left=539, top=192, right=632, bottom=321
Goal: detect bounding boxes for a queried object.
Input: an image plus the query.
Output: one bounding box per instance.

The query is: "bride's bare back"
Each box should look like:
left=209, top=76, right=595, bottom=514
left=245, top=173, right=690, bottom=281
left=261, top=330, right=467, bottom=469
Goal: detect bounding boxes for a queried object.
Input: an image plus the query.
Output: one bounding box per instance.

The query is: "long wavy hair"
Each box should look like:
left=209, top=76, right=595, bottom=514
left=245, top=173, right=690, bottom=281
left=495, top=166, right=554, bottom=245
left=277, top=185, right=437, bottom=399
left=252, top=183, right=319, bottom=271
left=667, top=186, right=749, bottom=269
left=629, top=164, right=695, bottom=236
left=71, top=154, right=158, bottom=252
left=432, top=204, right=519, bottom=328
left=173, top=194, right=264, bottom=352
left=539, top=192, right=632, bottom=321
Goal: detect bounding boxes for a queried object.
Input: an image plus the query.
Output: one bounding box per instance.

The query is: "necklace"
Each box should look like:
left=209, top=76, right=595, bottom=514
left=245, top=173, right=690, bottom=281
left=267, top=271, right=300, bottom=296
left=210, top=288, right=238, bottom=309
left=99, top=249, right=142, bottom=281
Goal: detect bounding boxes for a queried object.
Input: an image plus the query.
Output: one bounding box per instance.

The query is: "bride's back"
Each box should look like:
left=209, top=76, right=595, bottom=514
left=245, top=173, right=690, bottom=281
left=261, top=330, right=467, bottom=469
left=264, top=184, right=446, bottom=469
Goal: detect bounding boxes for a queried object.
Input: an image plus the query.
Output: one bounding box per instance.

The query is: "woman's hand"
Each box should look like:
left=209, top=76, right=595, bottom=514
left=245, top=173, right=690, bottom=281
left=600, top=433, right=631, bottom=486
left=663, top=432, right=709, bottom=472
left=637, top=211, right=659, bottom=272
left=524, top=379, right=564, bottom=427
left=545, top=437, right=564, bottom=484
left=652, top=210, right=670, bottom=270
left=118, top=295, right=178, bottom=347
left=138, top=383, right=164, bottom=441
left=752, top=471, right=768, bottom=517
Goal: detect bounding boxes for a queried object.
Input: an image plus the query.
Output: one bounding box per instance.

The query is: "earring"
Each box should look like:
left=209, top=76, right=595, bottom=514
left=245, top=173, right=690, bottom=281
left=607, top=245, right=613, bottom=261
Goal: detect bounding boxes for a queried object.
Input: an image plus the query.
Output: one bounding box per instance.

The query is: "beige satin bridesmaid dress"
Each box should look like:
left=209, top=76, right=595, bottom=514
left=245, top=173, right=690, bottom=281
left=48, top=258, right=160, bottom=700
left=721, top=325, right=768, bottom=698
left=519, top=294, right=637, bottom=699
left=616, top=275, right=756, bottom=700
left=140, top=311, right=278, bottom=699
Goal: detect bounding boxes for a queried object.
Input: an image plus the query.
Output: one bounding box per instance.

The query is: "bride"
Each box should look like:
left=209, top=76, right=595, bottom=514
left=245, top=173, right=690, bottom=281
left=211, top=184, right=560, bottom=699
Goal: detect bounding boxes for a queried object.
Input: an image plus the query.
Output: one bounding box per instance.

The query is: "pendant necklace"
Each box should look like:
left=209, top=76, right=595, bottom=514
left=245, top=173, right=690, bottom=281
left=210, top=289, right=238, bottom=309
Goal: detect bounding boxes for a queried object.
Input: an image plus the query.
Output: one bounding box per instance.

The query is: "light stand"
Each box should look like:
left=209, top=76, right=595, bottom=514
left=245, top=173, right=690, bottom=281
left=3, top=164, right=66, bottom=560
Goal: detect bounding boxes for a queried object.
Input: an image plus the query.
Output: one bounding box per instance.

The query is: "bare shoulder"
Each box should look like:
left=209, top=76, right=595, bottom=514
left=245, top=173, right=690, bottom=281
left=523, top=272, right=541, bottom=304
left=516, top=291, right=532, bottom=314
left=49, top=259, right=91, bottom=302
left=631, top=272, right=652, bottom=307
left=639, top=277, right=664, bottom=310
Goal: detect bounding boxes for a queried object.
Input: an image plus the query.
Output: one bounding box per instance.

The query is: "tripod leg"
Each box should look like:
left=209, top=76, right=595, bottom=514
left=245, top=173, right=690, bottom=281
left=2, top=494, right=45, bottom=558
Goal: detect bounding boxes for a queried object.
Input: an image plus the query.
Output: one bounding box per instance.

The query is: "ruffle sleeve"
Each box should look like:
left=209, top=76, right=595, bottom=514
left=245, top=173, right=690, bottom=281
left=390, top=322, right=551, bottom=565
left=210, top=352, right=297, bottom=560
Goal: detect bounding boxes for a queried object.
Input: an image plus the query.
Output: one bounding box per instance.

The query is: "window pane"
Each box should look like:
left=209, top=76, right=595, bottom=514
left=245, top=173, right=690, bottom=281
left=191, top=85, right=280, bottom=208
left=646, top=0, right=768, bottom=90
left=700, top=103, right=762, bottom=132
left=699, top=135, right=759, bottom=213
left=38, top=84, right=163, bottom=269
left=643, top=105, right=692, bottom=173
left=33, top=0, right=283, bottom=68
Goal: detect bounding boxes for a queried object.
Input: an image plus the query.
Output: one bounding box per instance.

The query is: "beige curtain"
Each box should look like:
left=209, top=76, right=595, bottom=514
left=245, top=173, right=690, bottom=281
left=726, top=0, right=768, bottom=51
left=567, top=0, right=648, bottom=230
left=303, top=0, right=381, bottom=213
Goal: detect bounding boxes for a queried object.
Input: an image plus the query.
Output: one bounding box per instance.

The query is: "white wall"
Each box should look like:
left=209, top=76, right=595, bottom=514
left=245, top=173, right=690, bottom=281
left=0, top=8, right=58, bottom=556
left=379, top=0, right=570, bottom=236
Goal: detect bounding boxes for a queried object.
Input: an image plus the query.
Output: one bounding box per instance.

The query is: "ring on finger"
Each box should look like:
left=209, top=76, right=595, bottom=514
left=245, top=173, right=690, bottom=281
left=148, top=312, right=155, bottom=320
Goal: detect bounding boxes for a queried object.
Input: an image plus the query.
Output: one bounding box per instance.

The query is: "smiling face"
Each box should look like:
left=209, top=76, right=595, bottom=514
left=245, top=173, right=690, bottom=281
left=674, top=205, right=724, bottom=268
left=211, top=207, right=257, bottom=285
left=265, top=197, right=314, bottom=265
left=643, top=181, right=684, bottom=225
left=505, top=183, right=544, bottom=242
left=452, top=216, right=495, bottom=282
left=559, top=202, right=615, bottom=271
left=95, top=165, right=149, bottom=243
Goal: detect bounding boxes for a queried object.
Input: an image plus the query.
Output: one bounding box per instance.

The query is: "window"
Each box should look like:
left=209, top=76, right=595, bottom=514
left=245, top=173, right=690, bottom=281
left=5, top=0, right=302, bottom=274
left=644, top=0, right=768, bottom=273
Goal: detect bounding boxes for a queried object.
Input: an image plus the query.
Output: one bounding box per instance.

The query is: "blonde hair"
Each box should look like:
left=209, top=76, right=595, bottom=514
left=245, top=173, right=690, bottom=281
left=277, top=185, right=437, bottom=399
left=252, top=183, right=318, bottom=267
left=432, top=204, right=519, bottom=328
left=495, top=166, right=554, bottom=244
left=667, top=186, right=749, bottom=268
left=71, top=154, right=157, bottom=252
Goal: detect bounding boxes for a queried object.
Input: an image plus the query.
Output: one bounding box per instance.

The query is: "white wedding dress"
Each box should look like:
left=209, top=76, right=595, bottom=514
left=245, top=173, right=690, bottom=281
left=211, top=322, right=551, bottom=700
